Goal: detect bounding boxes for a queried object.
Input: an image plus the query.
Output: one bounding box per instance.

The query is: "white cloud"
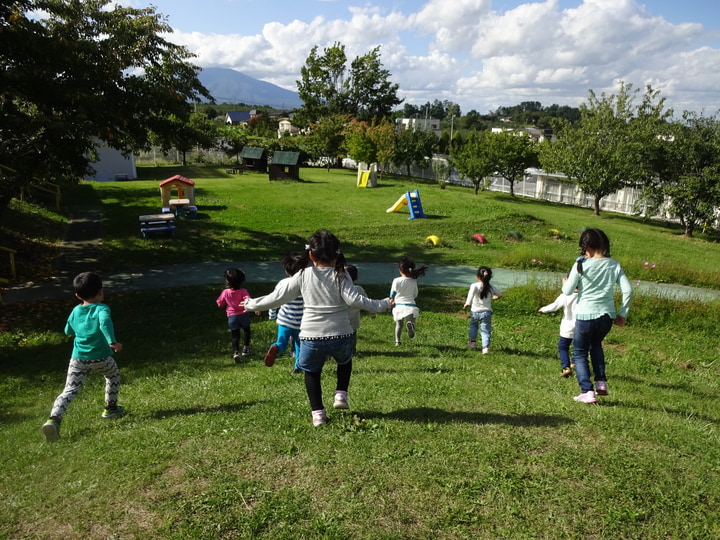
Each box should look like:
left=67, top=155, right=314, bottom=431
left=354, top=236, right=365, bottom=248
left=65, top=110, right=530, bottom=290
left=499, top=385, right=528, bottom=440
left=171, top=0, right=720, bottom=114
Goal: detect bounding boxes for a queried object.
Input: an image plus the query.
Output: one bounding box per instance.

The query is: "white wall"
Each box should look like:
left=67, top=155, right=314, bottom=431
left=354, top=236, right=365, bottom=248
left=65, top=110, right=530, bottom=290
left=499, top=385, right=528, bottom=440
left=84, top=142, right=137, bottom=182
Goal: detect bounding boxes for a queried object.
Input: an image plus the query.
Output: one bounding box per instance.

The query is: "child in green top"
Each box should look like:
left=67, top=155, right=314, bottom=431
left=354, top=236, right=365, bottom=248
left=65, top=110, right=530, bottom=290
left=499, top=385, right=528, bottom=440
left=562, top=228, right=633, bottom=404
left=42, top=272, right=124, bottom=442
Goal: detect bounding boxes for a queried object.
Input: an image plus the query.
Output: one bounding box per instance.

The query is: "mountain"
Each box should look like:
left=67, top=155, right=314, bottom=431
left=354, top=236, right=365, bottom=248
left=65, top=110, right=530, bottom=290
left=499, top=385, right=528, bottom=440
left=197, top=67, right=303, bottom=110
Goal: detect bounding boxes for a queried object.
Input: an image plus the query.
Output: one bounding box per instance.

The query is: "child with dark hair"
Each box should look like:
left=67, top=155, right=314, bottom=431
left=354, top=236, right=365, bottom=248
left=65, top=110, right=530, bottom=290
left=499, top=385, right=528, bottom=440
left=463, top=266, right=502, bottom=354
left=245, top=229, right=392, bottom=426
left=217, top=268, right=258, bottom=362
left=42, top=271, right=124, bottom=442
left=345, top=264, right=376, bottom=355
left=563, top=227, right=633, bottom=403
left=263, top=254, right=306, bottom=369
left=390, top=256, right=428, bottom=345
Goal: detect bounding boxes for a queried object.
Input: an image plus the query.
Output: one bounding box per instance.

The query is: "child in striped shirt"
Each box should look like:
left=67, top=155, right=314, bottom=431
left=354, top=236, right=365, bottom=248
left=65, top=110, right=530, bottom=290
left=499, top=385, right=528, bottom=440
left=263, top=254, right=306, bottom=369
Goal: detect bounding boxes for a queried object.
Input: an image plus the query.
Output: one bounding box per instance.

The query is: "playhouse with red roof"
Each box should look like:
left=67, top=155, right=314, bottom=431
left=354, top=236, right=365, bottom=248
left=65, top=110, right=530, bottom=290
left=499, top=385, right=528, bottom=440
left=159, top=175, right=196, bottom=208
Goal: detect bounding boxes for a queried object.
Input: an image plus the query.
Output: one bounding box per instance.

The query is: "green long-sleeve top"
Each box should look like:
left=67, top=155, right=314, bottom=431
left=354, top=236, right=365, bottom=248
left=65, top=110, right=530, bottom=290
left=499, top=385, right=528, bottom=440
left=64, top=303, right=117, bottom=360
left=562, top=257, right=633, bottom=320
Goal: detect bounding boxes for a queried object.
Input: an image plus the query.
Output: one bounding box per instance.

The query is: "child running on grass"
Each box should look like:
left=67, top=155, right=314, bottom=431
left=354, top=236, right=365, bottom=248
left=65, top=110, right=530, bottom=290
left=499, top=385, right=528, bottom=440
left=42, top=271, right=124, bottom=443
left=539, top=275, right=578, bottom=377
left=563, top=228, right=633, bottom=404
left=345, top=264, right=376, bottom=356
left=216, top=268, right=259, bottom=362
left=463, top=266, right=502, bottom=354
left=263, top=254, right=305, bottom=369
left=390, top=257, right=428, bottom=346
left=244, top=229, right=393, bottom=426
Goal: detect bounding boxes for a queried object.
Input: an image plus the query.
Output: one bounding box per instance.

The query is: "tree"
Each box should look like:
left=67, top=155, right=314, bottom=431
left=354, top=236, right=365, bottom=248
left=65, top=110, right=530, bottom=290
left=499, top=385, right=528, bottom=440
left=485, top=131, right=540, bottom=196
left=295, top=42, right=401, bottom=126
left=539, top=83, right=664, bottom=215
left=637, top=112, right=720, bottom=237
left=301, top=114, right=349, bottom=171
left=452, top=132, right=494, bottom=195
left=393, top=128, right=436, bottom=177
left=221, top=126, right=248, bottom=165
left=0, top=0, right=211, bottom=212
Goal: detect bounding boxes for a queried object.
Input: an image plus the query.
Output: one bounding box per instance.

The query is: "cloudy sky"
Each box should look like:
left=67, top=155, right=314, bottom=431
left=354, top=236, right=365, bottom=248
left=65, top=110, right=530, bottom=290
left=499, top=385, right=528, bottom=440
left=124, top=0, right=720, bottom=115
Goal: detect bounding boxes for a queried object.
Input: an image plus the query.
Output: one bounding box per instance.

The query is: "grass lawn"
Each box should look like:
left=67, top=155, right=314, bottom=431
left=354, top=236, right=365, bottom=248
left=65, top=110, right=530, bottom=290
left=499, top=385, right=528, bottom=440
left=0, top=165, right=719, bottom=538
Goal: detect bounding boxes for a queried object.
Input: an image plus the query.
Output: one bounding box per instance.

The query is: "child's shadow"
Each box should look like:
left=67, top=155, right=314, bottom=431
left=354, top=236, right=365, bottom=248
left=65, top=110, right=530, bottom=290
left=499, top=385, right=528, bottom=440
left=359, top=406, right=575, bottom=427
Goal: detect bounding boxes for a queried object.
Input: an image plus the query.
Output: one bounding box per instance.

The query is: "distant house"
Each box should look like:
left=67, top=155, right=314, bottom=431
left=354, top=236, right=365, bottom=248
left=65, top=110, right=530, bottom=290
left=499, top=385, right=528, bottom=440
left=225, top=110, right=261, bottom=126
left=269, top=151, right=301, bottom=181
left=395, top=117, right=441, bottom=136
left=239, top=146, right=267, bottom=172
left=277, top=118, right=300, bottom=138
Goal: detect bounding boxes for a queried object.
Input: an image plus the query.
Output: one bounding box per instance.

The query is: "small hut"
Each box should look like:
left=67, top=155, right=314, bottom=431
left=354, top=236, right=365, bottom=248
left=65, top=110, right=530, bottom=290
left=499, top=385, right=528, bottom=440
left=159, top=175, right=195, bottom=208
left=239, top=146, right=268, bottom=172
left=269, top=151, right=301, bottom=181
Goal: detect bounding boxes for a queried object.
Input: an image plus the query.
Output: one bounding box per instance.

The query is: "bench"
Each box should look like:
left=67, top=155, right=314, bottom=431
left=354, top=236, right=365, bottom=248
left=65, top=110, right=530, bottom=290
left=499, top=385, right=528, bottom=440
left=139, top=214, right=175, bottom=239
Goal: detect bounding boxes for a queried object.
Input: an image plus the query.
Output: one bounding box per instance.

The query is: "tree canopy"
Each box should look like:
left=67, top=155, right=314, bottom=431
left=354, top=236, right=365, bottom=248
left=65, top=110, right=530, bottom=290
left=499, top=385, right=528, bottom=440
left=0, top=0, right=211, bottom=211
left=295, top=42, right=402, bottom=127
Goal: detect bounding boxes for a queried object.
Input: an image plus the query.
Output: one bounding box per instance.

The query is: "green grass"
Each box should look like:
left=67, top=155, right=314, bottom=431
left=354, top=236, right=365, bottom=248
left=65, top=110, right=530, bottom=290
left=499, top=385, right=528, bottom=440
left=1, top=165, right=719, bottom=538
left=40, top=164, right=720, bottom=289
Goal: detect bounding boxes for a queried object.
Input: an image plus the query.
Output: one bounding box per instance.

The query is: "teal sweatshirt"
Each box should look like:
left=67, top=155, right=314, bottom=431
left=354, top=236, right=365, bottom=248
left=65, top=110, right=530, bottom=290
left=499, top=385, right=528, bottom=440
left=64, top=303, right=117, bottom=360
left=563, top=257, right=633, bottom=320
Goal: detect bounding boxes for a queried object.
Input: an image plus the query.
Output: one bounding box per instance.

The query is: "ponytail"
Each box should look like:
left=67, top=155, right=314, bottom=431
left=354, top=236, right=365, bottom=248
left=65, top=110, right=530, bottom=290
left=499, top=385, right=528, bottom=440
left=399, top=256, right=429, bottom=280
left=477, top=266, right=493, bottom=299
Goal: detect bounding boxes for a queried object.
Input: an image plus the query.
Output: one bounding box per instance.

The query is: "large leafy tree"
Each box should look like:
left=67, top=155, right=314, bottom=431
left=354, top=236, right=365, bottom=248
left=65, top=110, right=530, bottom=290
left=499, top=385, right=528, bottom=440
left=539, top=83, right=664, bottom=215
left=295, top=42, right=401, bottom=126
left=0, top=0, right=211, bottom=211
left=485, top=131, right=540, bottom=196
left=637, top=112, right=720, bottom=237
left=301, top=114, right=349, bottom=171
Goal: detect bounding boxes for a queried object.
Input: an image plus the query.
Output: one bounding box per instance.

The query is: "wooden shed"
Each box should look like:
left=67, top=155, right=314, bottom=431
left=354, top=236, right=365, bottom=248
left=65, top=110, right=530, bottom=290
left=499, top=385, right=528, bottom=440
left=269, top=151, right=301, bottom=181
left=239, top=146, right=267, bottom=172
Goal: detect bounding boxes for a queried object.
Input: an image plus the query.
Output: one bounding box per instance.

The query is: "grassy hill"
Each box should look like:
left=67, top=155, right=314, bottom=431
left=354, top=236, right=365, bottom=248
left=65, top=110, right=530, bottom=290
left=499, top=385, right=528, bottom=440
left=0, top=166, right=718, bottom=538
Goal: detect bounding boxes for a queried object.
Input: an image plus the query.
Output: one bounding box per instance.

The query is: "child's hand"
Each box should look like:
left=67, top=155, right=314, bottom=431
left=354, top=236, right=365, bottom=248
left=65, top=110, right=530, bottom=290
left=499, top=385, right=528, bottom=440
left=463, top=304, right=469, bottom=310
left=614, top=315, right=627, bottom=327
left=111, top=342, right=123, bottom=353
left=254, top=311, right=261, bottom=316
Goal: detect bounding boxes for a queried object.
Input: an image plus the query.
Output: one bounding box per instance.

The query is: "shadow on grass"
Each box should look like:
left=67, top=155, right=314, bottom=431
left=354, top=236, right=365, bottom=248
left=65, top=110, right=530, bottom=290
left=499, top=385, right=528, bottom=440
left=360, top=406, right=574, bottom=427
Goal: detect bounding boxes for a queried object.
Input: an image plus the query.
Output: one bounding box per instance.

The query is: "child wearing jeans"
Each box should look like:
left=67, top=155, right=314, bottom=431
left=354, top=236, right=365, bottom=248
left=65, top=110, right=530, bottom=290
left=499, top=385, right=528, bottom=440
left=539, top=276, right=578, bottom=377
left=245, top=229, right=392, bottom=426
left=263, top=254, right=305, bottom=369
left=464, top=266, right=502, bottom=354
left=217, top=268, right=258, bottom=362
left=562, top=228, right=633, bottom=404
left=390, top=257, right=428, bottom=346
left=42, top=271, right=124, bottom=442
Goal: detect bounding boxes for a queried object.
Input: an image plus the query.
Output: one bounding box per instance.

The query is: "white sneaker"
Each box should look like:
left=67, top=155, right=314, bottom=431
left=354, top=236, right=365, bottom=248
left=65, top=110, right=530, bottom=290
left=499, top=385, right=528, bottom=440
left=333, top=392, right=349, bottom=410
left=312, top=409, right=328, bottom=426
left=407, top=321, right=415, bottom=339
left=573, top=391, right=597, bottom=404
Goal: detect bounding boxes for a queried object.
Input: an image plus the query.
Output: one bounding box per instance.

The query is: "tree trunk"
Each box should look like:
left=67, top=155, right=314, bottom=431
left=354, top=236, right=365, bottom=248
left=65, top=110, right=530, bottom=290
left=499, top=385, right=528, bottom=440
left=593, top=196, right=601, bottom=216
left=509, top=179, right=515, bottom=196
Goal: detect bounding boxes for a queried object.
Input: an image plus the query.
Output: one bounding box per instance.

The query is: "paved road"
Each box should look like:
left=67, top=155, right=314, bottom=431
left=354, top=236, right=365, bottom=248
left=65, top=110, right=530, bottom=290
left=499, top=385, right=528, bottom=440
left=3, top=206, right=720, bottom=304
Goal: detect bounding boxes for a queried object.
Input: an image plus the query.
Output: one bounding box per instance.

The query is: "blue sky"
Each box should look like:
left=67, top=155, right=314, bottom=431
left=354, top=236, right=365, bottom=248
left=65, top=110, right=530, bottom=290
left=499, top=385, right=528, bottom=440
left=124, top=0, right=720, bottom=114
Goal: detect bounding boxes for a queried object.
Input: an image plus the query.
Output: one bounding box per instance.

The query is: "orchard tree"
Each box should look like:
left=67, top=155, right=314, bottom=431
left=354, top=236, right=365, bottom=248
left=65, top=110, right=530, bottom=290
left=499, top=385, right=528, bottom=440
left=393, top=128, right=436, bottom=177
left=452, top=132, right=494, bottom=195
left=485, top=131, right=540, bottom=196
left=301, top=114, right=350, bottom=170
left=637, top=112, right=720, bottom=237
left=0, top=0, right=211, bottom=212
left=540, top=83, right=663, bottom=215
left=295, top=42, right=401, bottom=126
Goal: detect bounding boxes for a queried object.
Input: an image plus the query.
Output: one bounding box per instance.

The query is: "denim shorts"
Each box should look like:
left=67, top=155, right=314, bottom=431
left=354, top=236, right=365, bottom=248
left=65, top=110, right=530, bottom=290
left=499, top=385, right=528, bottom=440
left=228, top=313, right=251, bottom=331
left=296, top=334, right=354, bottom=373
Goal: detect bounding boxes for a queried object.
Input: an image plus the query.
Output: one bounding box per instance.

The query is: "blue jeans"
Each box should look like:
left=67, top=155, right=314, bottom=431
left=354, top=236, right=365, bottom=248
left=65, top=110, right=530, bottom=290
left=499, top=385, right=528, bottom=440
left=296, top=335, right=354, bottom=374
left=558, top=336, right=573, bottom=369
left=469, top=311, right=492, bottom=348
left=572, top=315, right=613, bottom=393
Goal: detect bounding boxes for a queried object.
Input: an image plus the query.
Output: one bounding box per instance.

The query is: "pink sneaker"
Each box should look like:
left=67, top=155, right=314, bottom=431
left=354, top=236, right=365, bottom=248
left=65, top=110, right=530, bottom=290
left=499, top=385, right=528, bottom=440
left=333, top=391, right=349, bottom=410
left=595, top=381, right=608, bottom=395
left=264, top=344, right=279, bottom=367
left=573, top=391, right=597, bottom=404
left=468, top=340, right=477, bottom=349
